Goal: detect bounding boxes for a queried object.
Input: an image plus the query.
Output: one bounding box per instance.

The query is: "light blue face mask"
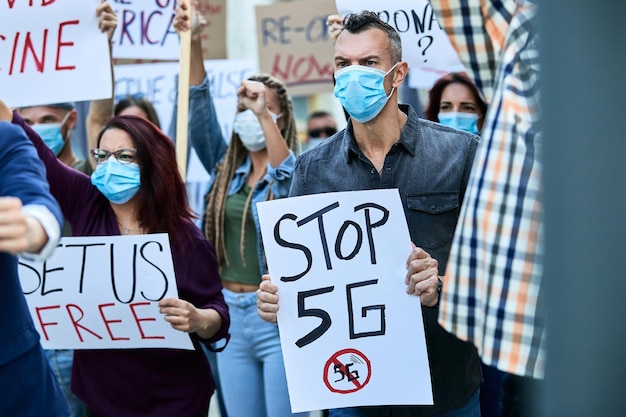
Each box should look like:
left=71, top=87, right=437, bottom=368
left=333, top=63, right=398, bottom=123
left=90, top=158, right=141, bottom=204
left=437, top=112, right=480, bottom=135
left=31, top=112, right=71, bottom=156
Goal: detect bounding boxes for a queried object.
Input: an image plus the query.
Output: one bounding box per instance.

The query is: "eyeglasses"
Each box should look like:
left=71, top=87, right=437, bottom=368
left=308, top=127, right=337, bottom=138
left=90, top=148, right=137, bottom=165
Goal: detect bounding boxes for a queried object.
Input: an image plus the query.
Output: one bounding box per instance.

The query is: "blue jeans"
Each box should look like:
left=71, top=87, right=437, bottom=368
left=217, top=289, right=306, bottom=417
left=44, top=349, right=84, bottom=417
left=329, top=389, right=480, bottom=417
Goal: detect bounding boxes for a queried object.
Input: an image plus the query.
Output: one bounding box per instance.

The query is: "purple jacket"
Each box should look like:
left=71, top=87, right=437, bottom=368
left=13, top=112, right=229, bottom=417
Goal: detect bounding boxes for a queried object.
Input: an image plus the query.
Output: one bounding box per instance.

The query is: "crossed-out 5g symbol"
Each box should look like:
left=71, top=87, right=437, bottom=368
left=323, top=348, right=372, bottom=394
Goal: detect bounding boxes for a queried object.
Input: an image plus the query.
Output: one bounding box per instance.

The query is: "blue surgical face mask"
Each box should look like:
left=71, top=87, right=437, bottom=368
left=307, top=137, right=325, bottom=150
left=233, top=109, right=279, bottom=152
left=333, top=63, right=398, bottom=123
left=437, top=112, right=480, bottom=135
left=31, top=112, right=71, bottom=156
left=90, top=158, right=141, bottom=204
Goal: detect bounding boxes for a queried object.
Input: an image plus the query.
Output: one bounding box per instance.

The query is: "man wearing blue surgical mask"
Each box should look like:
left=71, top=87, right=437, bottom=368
left=258, top=10, right=482, bottom=417
left=18, top=103, right=93, bottom=175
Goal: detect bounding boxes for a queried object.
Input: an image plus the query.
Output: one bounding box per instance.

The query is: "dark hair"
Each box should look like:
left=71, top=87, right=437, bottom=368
left=204, top=74, right=298, bottom=267
left=424, top=72, right=487, bottom=123
left=114, top=95, right=161, bottom=128
left=97, top=115, right=194, bottom=243
left=342, top=11, right=402, bottom=63
left=308, top=110, right=335, bottom=122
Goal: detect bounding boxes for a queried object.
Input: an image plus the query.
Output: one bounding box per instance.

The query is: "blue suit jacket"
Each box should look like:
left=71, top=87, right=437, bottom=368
left=0, top=121, right=68, bottom=416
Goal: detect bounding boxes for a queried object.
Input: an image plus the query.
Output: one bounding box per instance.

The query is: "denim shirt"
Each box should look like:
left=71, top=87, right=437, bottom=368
left=188, top=76, right=296, bottom=275
left=291, top=105, right=483, bottom=415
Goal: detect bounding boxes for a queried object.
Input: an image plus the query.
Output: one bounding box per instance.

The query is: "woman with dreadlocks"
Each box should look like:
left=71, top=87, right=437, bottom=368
left=174, top=4, right=305, bottom=417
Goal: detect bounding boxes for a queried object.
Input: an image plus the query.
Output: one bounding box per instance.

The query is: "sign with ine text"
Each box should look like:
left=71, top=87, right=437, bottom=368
left=257, top=189, right=433, bottom=412
left=0, top=0, right=112, bottom=108
left=18, top=234, right=194, bottom=351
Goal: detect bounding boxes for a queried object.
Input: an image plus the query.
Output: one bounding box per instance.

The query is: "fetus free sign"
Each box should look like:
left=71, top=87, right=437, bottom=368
left=18, top=234, right=193, bottom=350
left=257, top=189, right=433, bottom=412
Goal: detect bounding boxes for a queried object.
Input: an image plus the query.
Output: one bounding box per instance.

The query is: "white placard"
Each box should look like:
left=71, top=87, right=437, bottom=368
left=113, top=59, right=255, bottom=182
left=335, top=0, right=466, bottom=89
left=0, top=0, right=113, bottom=108
left=19, top=234, right=193, bottom=350
left=257, top=189, right=433, bottom=412
left=110, top=0, right=179, bottom=60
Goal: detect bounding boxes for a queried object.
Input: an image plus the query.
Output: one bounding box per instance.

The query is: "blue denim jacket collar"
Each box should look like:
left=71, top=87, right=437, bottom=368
left=342, top=104, right=418, bottom=166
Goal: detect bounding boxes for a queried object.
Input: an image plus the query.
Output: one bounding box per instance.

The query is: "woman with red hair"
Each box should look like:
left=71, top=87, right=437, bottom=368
left=11, top=112, right=230, bottom=417
left=424, top=72, right=488, bottom=135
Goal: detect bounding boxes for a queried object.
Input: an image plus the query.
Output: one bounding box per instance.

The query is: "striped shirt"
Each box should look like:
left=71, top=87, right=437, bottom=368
left=432, top=0, right=546, bottom=378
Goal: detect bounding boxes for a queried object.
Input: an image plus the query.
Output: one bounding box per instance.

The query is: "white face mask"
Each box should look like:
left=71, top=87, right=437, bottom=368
left=232, top=109, right=279, bottom=152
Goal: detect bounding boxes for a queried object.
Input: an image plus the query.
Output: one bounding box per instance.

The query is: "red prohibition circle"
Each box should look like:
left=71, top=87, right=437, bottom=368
left=323, top=348, right=372, bottom=394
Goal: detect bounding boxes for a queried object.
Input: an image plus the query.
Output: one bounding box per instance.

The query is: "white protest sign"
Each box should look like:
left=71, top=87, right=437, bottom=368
left=18, top=234, right=193, bottom=351
left=257, top=189, right=433, bottom=412
left=110, top=0, right=227, bottom=60
left=0, top=0, right=112, bottom=108
left=114, top=59, right=254, bottom=179
left=335, top=0, right=466, bottom=89
left=110, top=0, right=179, bottom=60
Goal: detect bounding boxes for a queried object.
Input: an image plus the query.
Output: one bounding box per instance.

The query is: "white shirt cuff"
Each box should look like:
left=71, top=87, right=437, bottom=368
left=20, top=204, right=61, bottom=261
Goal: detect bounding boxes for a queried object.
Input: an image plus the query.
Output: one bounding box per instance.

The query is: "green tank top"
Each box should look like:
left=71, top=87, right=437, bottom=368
left=220, top=184, right=262, bottom=285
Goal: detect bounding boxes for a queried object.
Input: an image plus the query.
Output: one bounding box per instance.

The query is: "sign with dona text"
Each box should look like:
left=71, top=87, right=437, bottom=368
left=110, top=0, right=227, bottom=60
left=0, top=0, right=112, bottom=109
left=18, top=234, right=194, bottom=351
left=257, top=189, right=433, bottom=412
left=335, top=0, right=466, bottom=88
left=255, top=0, right=338, bottom=96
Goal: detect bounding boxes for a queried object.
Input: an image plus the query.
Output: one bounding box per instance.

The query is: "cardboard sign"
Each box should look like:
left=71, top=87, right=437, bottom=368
left=257, top=189, right=433, bottom=412
left=256, top=0, right=338, bottom=96
left=0, top=0, right=112, bottom=108
left=335, top=0, right=466, bottom=88
left=110, top=0, right=227, bottom=60
left=18, top=234, right=194, bottom=350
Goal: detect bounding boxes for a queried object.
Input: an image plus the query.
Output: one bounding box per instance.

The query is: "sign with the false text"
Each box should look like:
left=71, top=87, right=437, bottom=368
left=335, top=0, right=466, bottom=88
left=18, top=234, right=194, bottom=351
left=256, top=0, right=338, bottom=96
left=257, top=189, right=433, bottom=412
left=0, top=0, right=112, bottom=108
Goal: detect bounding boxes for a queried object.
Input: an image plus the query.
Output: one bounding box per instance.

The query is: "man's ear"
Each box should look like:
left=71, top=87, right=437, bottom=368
left=392, top=61, right=409, bottom=88
left=65, top=109, right=79, bottom=133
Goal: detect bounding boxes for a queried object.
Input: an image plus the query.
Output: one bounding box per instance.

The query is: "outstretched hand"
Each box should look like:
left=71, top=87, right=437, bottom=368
left=238, top=80, right=270, bottom=118
left=97, top=1, right=117, bottom=42
left=174, top=0, right=208, bottom=41
left=327, top=14, right=344, bottom=43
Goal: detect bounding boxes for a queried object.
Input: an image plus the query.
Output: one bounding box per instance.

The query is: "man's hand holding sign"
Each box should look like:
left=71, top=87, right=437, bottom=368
left=256, top=189, right=433, bottom=412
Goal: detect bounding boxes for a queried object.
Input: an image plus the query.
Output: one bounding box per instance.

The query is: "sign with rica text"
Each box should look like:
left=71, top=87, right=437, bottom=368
left=110, top=0, right=227, bottom=60
left=0, top=0, right=112, bottom=108
left=255, top=0, right=338, bottom=96
left=18, top=234, right=194, bottom=350
left=335, top=0, right=466, bottom=88
left=257, top=189, right=433, bottom=412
